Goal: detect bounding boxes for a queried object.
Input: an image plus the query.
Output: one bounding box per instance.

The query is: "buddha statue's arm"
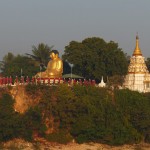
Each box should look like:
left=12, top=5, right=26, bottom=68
left=46, top=62, right=52, bottom=72
left=56, top=60, right=63, bottom=73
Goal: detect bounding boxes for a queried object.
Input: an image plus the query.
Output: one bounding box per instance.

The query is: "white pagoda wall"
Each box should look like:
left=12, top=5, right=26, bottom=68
left=124, top=73, right=145, bottom=92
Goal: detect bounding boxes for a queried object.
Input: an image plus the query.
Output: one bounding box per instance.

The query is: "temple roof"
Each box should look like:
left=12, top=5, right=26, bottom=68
left=132, top=35, right=142, bottom=56
left=127, top=35, right=149, bottom=74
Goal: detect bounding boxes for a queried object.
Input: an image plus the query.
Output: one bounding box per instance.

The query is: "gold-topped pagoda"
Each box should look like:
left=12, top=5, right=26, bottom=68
left=123, top=35, right=150, bottom=92
left=127, top=35, right=148, bottom=74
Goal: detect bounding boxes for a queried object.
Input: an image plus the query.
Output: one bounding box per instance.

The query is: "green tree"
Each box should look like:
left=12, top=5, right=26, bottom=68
left=22, top=106, right=46, bottom=138
left=62, top=37, right=128, bottom=80
left=0, top=54, right=39, bottom=78
left=115, top=89, right=150, bottom=143
left=26, top=43, right=53, bottom=67
left=67, top=86, right=140, bottom=145
left=0, top=94, right=18, bottom=141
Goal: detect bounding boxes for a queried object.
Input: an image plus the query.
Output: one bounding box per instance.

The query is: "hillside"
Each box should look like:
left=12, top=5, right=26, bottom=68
left=0, top=84, right=150, bottom=149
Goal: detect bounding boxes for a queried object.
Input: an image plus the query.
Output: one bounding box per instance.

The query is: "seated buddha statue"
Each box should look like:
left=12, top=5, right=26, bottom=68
left=35, top=50, right=63, bottom=78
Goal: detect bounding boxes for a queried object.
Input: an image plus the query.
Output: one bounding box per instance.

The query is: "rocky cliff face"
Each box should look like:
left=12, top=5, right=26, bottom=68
left=10, top=86, right=28, bottom=113
left=9, top=85, right=55, bottom=133
left=10, top=85, right=40, bottom=113
left=10, top=86, right=29, bottom=113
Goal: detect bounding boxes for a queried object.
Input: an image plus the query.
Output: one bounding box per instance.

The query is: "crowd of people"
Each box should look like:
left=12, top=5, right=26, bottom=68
left=0, top=76, right=96, bottom=86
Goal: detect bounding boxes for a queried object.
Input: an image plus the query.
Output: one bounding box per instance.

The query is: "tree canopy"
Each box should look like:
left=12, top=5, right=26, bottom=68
left=0, top=53, right=39, bottom=78
left=62, top=37, right=128, bottom=81
left=26, top=43, right=53, bottom=67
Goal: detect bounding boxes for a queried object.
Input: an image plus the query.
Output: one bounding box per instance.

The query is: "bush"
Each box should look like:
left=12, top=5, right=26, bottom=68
left=45, top=130, right=73, bottom=144
left=22, top=106, right=47, bottom=139
left=115, top=89, right=150, bottom=143
left=0, top=94, right=16, bottom=141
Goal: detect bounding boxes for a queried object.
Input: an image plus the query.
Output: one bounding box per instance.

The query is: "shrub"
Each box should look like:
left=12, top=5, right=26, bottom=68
left=0, top=94, right=16, bottom=141
left=45, top=130, right=73, bottom=144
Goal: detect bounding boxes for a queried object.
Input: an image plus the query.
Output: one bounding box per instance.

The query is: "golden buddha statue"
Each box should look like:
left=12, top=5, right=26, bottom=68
left=35, top=50, right=63, bottom=78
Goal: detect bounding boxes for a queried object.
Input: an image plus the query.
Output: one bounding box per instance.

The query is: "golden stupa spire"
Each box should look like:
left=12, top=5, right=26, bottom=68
left=133, top=34, right=142, bottom=56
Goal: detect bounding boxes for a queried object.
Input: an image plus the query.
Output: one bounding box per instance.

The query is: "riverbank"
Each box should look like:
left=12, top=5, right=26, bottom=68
left=1, top=139, right=150, bottom=150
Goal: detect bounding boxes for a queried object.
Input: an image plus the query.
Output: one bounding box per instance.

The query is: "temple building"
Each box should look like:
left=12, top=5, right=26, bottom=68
left=123, top=35, right=150, bottom=93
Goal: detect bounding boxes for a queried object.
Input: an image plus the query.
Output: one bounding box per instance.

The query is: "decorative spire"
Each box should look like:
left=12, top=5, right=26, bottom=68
left=98, top=76, right=106, bottom=87
left=133, top=34, right=142, bottom=56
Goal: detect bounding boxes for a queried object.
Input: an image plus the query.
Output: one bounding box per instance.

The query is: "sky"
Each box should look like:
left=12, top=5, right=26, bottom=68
left=0, top=0, right=150, bottom=60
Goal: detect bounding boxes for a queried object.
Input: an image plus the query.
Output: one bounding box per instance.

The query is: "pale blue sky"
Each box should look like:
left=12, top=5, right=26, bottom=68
left=0, top=0, right=150, bottom=60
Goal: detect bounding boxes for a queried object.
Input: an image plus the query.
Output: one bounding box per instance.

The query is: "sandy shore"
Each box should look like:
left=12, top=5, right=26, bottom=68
left=1, top=139, right=150, bottom=150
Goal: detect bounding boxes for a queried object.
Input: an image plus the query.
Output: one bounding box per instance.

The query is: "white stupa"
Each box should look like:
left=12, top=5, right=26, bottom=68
left=98, top=76, right=106, bottom=87
left=123, top=35, right=150, bottom=92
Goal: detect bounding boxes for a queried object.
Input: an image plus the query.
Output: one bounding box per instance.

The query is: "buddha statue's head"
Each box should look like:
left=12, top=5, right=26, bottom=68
left=50, top=50, right=59, bottom=60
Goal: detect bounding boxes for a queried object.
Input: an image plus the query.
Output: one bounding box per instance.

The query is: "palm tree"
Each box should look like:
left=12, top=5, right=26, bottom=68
left=26, top=43, right=53, bottom=68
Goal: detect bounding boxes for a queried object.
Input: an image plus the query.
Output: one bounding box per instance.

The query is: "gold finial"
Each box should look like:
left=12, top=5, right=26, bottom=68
left=133, top=34, right=142, bottom=56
